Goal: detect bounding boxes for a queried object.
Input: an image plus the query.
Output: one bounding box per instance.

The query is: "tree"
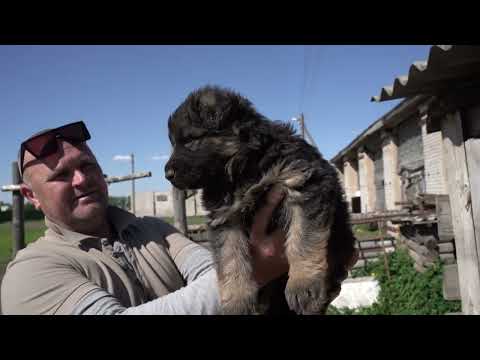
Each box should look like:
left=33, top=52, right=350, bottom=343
left=108, top=196, right=130, bottom=210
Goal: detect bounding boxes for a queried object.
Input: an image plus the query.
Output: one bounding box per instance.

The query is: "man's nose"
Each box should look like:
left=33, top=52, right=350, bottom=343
left=72, top=169, right=87, bottom=186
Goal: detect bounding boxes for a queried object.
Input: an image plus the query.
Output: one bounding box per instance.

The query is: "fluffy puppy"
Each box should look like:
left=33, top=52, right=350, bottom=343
left=165, top=85, right=357, bottom=315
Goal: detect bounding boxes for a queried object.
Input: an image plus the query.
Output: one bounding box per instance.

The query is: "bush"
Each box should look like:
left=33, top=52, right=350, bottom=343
left=0, top=203, right=44, bottom=223
left=0, top=209, right=12, bottom=223
left=108, top=196, right=130, bottom=210
left=24, top=203, right=44, bottom=221
left=329, top=248, right=462, bottom=315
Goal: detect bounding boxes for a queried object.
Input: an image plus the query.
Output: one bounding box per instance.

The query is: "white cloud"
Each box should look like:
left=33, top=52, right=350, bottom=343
left=151, top=155, right=169, bottom=161
left=113, top=155, right=132, bottom=161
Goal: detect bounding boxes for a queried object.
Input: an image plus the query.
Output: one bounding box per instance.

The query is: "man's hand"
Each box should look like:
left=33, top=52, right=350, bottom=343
left=249, top=186, right=289, bottom=288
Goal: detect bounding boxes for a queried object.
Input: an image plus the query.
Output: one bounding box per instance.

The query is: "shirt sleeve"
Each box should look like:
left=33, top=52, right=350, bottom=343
left=1, top=238, right=221, bottom=315
left=73, top=268, right=220, bottom=315
left=72, top=240, right=221, bottom=315
left=1, top=252, right=104, bottom=315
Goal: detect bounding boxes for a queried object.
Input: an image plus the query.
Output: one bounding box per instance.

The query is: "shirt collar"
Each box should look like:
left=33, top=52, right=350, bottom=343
left=44, top=206, right=138, bottom=247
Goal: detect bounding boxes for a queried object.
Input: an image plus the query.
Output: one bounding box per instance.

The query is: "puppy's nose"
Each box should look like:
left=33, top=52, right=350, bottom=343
left=165, top=168, right=175, bottom=181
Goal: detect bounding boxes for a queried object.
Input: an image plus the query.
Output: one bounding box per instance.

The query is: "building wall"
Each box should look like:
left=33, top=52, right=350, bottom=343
left=358, top=147, right=376, bottom=213
left=421, top=117, right=447, bottom=194
left=397, top=116, right=424, bottom=172
left=343, top=158, right=359, bottom=210
left=134, top=191, right=156, bottom=217
left=133, top=190, right=209, bottom=218
left=382, top=131, right=402, bottom=210
left=373, top=148, right=385, bottom=210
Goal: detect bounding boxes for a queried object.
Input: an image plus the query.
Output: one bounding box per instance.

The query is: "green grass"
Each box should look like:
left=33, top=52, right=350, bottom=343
left=0, top=220, right=46, bottom=264
left=328, top=248, right=462, bottom=315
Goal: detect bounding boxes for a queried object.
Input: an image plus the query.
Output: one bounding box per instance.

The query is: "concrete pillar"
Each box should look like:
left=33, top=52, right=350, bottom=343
left=381, top=130, right=401, bottom=210
left=358, top=146, right=376, bottom=213
left=419, top=107, right=447, bottom=195
left=343, top=155, right=359, bottom=211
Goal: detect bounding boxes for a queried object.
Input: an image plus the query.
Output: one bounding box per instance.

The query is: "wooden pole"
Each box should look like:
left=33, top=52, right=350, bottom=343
left=131, top=153, right=135, bottom=215
left=441, top=111, right=480, bottom=314
left=172, top=187, right=188, bottom=235
left=3, top=172, right=152, bottom=190
left=379, top=220, right=391, bottom=281
left=11, top=161, right=25, bottom=257
left=299, top=113, right=305, bottom=139
left=105, top=171, right=151, bottom=184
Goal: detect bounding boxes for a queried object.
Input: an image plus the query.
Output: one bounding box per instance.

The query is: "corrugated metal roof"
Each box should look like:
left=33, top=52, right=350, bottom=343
left=371, top=45, right=480, bottom=102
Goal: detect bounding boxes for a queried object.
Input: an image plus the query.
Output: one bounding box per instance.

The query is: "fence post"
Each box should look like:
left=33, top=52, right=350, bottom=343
left=172, top=187, right=188, bottom=235
left=11, top=161, right=25, bottom=257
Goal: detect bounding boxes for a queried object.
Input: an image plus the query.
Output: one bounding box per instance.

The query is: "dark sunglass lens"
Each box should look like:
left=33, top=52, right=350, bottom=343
left=58, top=122, right=91, bottom=142
left=26, top=132, right=56, bottom=158
left=38, top=138, right=58, bottom=157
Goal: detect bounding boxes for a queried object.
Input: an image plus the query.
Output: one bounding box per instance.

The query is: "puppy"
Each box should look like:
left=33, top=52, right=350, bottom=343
left=165, top=85, right=357, bottom=315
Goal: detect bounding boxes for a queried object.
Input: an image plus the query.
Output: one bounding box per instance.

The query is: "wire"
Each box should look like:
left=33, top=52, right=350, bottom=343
left=299, top=46, right=313, bottom=114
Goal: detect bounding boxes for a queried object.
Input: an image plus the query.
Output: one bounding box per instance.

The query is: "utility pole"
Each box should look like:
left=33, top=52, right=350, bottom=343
left=299, top=113, right=305, bottom=139
left=292, top=113, right=319, bottom=150
left=11, top=161, right=25, bottom=257
left=172, top=187, right=188, bottom=235
left=131, top=153, right=135, bottom=215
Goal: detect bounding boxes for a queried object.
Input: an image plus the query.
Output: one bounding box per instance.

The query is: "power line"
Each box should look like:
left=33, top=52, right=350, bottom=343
left=299, top=46, right=313, bottom=114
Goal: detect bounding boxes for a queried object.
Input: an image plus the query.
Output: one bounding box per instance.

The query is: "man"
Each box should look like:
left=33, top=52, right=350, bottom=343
left=1, top=121, right=289, bottom=315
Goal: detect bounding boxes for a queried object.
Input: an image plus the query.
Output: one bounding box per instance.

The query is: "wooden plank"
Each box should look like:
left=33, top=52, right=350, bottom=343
left=441, top=111, right=480, bottom=314
left=436, top=195, right=455, bottom=242
left=1, top=184, right=20, bottom=192
left=356, top=234, right=391, bottom=242
left=440, top=253, right=455, bottom=261
left=464, top=133, right=480, bottom=292
left=2, top=172, right=153, bottom=191
left=438, top=242, right=455, bottom=254
left=350, top=209, right=436, bottom=224
left=355, top=240, right=394, bottom=249
left=443, top=264, right=461, bottom=301
left=408, top=249, right=435, bottom=267
left=359, top=247, right=395, bottom=259
left=406, top=240, right=436, bottom=260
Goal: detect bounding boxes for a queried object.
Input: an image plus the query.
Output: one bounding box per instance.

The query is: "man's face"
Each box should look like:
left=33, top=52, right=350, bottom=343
left=21, top=140, right=109, bottom=234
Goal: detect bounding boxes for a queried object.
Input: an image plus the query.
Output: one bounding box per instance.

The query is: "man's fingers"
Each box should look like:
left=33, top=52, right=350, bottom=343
left=265, top=185, right=285, bottom=206
left=254, top=229, right=287, bottom=257
left=250, top=186, right=285, bottom=240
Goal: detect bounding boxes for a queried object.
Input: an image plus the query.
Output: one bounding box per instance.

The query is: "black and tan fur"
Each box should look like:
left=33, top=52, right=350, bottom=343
left=165, top=85, right=357, bottom=315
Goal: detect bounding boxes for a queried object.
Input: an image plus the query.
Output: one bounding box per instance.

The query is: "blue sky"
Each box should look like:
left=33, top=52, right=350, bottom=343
left=0, top=45, right=432, bottom=204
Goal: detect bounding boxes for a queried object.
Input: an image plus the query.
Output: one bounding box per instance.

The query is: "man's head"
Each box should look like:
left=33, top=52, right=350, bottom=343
left=19, top=121, right=109, bottom=236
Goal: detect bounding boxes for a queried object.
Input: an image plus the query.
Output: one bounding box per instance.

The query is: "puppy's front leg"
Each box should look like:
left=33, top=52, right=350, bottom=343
left=214, top=228, right=261, bottom=315
left=284, top=205, right=331, bottom=315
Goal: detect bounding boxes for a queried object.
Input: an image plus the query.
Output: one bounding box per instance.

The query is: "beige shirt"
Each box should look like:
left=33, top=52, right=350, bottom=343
left=1, top=206, right=215, bottom=315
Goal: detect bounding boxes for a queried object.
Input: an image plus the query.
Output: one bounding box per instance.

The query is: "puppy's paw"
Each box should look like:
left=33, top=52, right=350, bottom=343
left=285, top=276, right=330, bottom=315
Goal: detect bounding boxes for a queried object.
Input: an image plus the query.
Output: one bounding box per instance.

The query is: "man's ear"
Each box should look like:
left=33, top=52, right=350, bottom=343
left=20, top=183, right=41, bottom=210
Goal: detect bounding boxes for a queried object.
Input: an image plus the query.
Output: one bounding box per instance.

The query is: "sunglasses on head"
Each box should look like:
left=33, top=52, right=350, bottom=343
left=19, top=121, right=91, bottom=177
